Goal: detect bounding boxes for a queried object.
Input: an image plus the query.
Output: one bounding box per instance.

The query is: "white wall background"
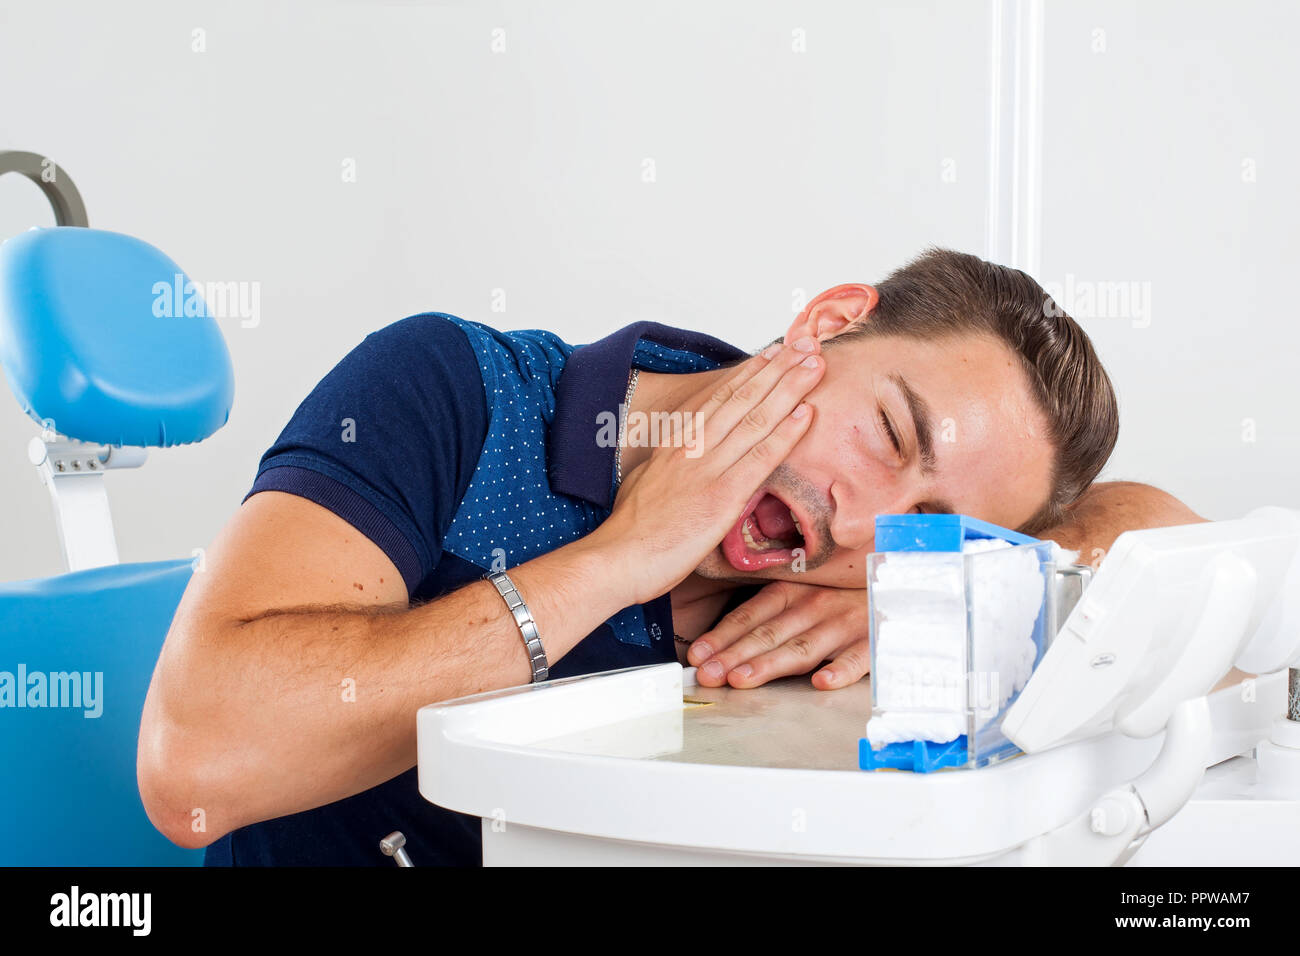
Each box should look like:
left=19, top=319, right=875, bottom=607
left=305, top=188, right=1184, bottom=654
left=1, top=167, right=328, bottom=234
left=0, top=0, right=1293, bottom=583
left=1040, top=0, right=1299, bottom=521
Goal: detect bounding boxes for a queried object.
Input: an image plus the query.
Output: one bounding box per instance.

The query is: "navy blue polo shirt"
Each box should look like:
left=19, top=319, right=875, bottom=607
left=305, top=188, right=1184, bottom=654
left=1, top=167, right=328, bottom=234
left=205, top=312, right=751, bottom=866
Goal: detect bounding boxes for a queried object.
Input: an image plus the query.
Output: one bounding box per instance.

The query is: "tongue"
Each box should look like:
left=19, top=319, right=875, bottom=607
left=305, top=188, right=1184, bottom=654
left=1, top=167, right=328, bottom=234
left=752, top=493, right=796, bottom=540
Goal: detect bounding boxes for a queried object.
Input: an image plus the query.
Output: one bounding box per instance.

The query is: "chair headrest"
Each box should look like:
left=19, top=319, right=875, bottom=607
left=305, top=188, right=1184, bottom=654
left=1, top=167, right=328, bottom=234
left=0, top=227, right=234, bottom=446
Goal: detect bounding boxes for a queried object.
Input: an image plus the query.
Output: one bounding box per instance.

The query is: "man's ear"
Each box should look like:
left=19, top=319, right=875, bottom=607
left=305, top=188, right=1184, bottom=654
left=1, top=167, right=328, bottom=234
left=784, top=284, right=879, bottom=347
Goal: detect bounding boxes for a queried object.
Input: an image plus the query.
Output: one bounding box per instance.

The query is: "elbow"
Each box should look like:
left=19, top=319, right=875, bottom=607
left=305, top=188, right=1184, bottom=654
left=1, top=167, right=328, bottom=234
left=138, top=714, right=219, bottom=850
left=140, top=794, right=216, bottom=852
left=137, top=682, right=238, bottom=850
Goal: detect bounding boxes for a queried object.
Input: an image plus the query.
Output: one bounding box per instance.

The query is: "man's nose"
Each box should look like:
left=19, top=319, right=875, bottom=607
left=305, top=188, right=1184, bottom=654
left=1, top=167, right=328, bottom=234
left=829, top=479, right=916, bottom=553
left=827, top=480, right=875, bottom=552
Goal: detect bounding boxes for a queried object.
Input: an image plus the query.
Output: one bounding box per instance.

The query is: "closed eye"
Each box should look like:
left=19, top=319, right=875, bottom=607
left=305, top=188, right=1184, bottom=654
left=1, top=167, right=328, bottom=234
left=880, top=408, right=927, bottom=513
left=879, top=409, right=902, bottom=456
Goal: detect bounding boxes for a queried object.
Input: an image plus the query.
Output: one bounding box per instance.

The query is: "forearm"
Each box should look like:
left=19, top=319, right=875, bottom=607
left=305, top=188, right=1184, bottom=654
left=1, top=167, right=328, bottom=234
left=1038, top=480, right=1207, bottom=566
left=141, top=534, right=627, bottom=847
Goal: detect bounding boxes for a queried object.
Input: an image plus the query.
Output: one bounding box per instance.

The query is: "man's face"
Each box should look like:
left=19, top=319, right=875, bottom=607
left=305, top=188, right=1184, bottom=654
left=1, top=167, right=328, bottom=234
left=693, top=330, right=1056, bottom=588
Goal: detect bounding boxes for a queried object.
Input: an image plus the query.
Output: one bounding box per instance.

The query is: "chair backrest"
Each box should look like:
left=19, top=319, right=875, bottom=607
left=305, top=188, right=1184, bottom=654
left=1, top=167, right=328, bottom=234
left=0, top=559, right=202, bottom=865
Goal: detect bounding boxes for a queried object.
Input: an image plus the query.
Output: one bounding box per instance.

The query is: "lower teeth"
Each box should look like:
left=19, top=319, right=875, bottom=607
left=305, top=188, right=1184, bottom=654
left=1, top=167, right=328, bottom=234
left=742, top=517, right=798, bottom=552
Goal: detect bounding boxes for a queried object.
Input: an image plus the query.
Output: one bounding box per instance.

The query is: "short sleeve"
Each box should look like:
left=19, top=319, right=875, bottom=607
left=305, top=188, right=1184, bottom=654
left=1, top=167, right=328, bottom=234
left=245, top=313, right=489, bottom=596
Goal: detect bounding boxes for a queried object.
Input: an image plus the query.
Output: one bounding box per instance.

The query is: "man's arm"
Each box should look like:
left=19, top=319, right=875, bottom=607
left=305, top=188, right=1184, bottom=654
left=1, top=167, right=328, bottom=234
left=1036, top=480, right=1207, bottom=565
left=137, top=491, right=632, bottom=850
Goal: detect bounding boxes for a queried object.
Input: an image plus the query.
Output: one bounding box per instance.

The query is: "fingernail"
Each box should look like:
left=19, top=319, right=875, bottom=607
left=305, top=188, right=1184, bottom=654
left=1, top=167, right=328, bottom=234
left=800, top=354, right=820, bottom=369
left=690, top=641, right=712, bottom=662
left=734, top=663, right=753, bottom=679
left=761, top=344, right=781, bottom=359
left=819, top=668, right=835, bottom=684
left=792, top=336, right=816, bottom=353
left=702, top=660, right=724, bottom=680
left=791, top=402, right=809, bottom=420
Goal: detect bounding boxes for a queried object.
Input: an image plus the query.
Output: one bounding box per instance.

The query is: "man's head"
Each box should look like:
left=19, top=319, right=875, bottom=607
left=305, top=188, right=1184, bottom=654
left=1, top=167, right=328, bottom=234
left=697, top=247, right=1119, bottom=588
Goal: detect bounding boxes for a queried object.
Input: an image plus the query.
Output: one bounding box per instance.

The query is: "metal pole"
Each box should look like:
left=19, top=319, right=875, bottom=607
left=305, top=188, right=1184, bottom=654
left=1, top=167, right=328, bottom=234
left=985, top=0, right=1045, bottom=275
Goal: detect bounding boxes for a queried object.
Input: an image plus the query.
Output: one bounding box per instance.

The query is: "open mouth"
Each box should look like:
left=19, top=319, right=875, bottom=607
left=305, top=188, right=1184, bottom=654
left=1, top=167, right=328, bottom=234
left=720, top=489, right=810, bottom=571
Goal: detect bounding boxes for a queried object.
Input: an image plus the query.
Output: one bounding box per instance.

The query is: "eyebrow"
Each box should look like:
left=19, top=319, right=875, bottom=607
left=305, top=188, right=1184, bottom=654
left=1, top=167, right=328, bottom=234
left=888, top=372, right=955, bottom=514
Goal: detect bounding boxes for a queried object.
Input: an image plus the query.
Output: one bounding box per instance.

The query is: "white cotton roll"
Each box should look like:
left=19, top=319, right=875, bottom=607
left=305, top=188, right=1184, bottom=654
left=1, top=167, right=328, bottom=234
left=866, top=711, right=965, bottom=746
left=875, top=618, right=966, bottom=659
left=871, top=589, right=966, bottom=620
left=874, top=553, right=964, bottom=595
left=874, top=658, right=966, bottom=711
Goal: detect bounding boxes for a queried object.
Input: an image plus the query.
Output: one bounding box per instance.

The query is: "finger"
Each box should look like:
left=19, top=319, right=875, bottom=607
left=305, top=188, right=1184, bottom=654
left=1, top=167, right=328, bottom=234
left=656, top=347, right=780, bottom=455
left=685, top=583, right=795, bottom=667
left=719, top=621, right=847, bottom=689
left=723, top=396, right=816, bottom=491
left=809, top=637, right=872, bottom=690
left=710, top=343, right=784, bottom=401
left=696, top=338, right=822, bottom=459
left=691, top=592, right=826, bottom=678
left=690, top=342, right=786, bottom=427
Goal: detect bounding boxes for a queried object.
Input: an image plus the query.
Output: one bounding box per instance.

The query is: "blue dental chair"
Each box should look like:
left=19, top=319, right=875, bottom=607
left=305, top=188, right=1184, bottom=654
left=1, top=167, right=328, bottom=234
left=0, top=152, right=233, bottom=865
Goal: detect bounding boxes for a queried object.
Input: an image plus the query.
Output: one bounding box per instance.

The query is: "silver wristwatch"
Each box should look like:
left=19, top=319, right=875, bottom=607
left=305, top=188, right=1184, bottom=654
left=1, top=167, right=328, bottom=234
left=483, top=570, right=549, bottom=683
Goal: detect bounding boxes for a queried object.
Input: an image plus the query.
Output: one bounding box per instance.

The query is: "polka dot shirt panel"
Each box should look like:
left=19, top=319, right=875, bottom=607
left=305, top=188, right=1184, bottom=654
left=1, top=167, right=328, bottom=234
left=439, top=317, right=598, bottom=568
left=437, top=318, right=733, bottom=650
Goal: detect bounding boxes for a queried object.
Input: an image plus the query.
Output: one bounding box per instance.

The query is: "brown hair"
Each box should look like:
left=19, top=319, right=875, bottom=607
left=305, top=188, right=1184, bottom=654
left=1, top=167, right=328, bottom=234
left=822, top=247, right=1119, bottom=535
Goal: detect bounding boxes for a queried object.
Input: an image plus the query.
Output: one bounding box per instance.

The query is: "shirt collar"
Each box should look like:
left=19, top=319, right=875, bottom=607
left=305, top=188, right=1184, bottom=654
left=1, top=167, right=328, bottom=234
left=547, top=321, right=749, bottom=510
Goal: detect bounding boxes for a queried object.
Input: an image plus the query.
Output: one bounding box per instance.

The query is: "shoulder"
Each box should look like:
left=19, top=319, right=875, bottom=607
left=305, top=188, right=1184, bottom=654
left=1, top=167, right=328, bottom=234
left=313, top=313, right=489, bottom=427
left=353, top=312, right=483, bottom=376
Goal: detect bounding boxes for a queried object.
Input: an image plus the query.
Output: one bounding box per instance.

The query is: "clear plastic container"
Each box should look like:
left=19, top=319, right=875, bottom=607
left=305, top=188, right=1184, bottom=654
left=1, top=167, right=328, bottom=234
left=860, top=538, right=1057, bottom=772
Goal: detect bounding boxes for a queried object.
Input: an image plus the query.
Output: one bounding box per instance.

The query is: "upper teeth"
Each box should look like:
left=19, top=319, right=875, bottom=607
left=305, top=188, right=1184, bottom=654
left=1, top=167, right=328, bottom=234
left=792, top=514, right=803, bottom=537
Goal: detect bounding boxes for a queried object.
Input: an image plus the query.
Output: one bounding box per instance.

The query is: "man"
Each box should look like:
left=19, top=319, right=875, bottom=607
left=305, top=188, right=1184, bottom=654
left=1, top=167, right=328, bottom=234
left=137, top=248, right=1202, bottom=865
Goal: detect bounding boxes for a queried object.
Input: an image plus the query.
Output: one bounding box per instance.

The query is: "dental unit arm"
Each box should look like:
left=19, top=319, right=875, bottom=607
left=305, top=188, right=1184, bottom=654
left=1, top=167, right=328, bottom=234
left=1000, top=506, right=1300, bottom=864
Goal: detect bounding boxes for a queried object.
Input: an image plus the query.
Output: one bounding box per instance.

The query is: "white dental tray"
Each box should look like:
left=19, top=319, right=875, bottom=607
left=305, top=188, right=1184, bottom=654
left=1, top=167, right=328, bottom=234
left=416, top=663, right=1289, bottom=865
